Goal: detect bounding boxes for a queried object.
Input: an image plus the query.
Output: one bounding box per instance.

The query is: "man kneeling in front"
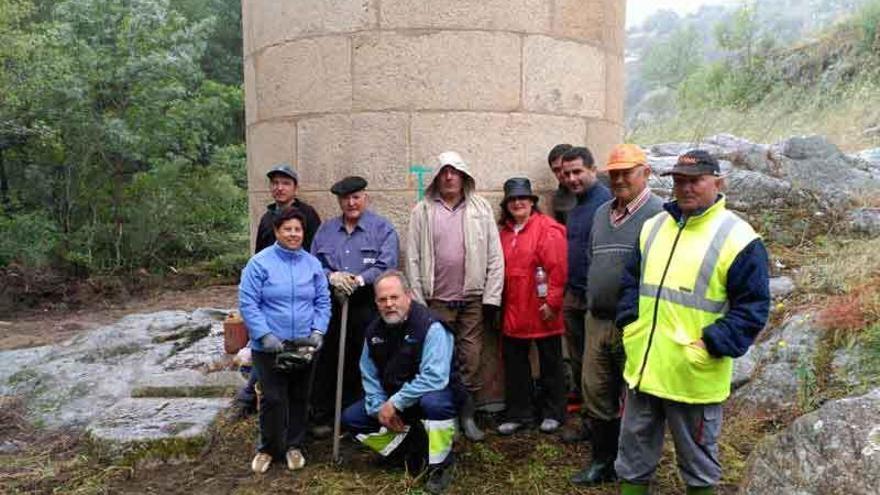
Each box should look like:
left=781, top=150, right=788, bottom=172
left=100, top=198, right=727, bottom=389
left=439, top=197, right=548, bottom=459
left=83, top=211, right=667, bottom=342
left=342, top=270, right=460, bottom=494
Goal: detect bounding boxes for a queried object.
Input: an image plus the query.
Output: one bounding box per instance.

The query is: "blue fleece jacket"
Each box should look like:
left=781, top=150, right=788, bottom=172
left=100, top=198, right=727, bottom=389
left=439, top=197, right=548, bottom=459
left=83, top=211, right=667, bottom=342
left=615, top=198, right=770, bottom=358
left=239, top=242, right=332, bottom=351
left=566, top=181, right=612, bottom=298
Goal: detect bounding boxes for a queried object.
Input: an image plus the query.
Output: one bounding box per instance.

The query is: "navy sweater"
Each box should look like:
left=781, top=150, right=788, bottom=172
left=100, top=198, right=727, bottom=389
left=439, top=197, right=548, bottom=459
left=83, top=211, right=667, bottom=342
left=615, top=199, right=770, bottom=358
left=565, top=182, right=612, bottom=298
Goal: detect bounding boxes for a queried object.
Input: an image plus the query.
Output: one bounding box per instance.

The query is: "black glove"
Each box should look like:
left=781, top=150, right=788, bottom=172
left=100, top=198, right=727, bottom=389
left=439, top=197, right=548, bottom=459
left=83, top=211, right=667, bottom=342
left=260, top=333, right=284, bottom=353
left=307, top=330, right=323, bottom=351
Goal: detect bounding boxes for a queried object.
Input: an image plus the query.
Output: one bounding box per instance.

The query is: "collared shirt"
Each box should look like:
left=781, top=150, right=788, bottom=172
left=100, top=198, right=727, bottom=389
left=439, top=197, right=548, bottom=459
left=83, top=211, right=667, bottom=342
left=310, top=210, right=399, bottom=285
left=610, top=187, right=653, bottom=228
left=431, top=199, right=466, bottom=301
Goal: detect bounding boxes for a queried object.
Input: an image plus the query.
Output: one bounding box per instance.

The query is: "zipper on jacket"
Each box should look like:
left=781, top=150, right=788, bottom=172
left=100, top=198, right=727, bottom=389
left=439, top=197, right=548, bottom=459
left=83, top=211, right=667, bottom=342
left=635, top=216, right=686, bottom=390
left=290, top=260, right=296, bottom=341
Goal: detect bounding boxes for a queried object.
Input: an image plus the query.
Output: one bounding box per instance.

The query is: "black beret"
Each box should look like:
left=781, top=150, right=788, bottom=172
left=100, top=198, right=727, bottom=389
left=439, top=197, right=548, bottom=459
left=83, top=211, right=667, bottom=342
left=330, top=176, right=368, bottom=196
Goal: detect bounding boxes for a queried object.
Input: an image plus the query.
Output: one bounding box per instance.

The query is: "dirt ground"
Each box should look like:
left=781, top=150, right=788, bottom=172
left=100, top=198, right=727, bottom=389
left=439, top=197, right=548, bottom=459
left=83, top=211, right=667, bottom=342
left=0, top=284, right=763, bottom=494
left=0, top=284, right=238, bottom=351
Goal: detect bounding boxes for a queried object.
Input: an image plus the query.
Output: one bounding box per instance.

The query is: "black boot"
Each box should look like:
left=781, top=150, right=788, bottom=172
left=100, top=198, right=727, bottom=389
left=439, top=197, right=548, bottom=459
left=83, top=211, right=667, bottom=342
left=404, top=422, right=429, bottom=474
left=425, top=462, right=455, bottom=494
left=459, top=393, right=485, bottom=442
left=570, top=418, right=619, bottom=486
left=561, top=417, right=592, bottom=443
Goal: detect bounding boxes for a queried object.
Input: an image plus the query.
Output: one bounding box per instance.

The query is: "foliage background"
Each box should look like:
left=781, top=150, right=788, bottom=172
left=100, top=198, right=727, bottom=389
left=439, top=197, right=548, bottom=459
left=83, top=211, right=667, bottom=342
left=0, top=0, right=247, bottom=277
left=626, top=0, right=880, bottom=149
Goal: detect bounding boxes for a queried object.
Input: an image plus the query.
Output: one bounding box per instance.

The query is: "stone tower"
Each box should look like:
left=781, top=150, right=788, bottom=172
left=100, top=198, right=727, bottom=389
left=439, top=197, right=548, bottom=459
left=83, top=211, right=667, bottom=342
left=243, top=0, right=626, bottom=241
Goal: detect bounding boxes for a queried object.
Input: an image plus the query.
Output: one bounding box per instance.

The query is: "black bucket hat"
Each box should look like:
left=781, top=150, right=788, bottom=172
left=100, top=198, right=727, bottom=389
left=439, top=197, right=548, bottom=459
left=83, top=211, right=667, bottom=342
left=502, top=177, right=539, bottom=204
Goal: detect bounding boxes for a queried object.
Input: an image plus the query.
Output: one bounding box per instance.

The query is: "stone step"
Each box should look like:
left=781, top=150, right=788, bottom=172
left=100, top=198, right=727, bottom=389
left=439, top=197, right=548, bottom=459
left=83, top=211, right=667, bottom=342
left=87, top=397, right=229, bottom=444
left=131, top=370, right=244, bottom=398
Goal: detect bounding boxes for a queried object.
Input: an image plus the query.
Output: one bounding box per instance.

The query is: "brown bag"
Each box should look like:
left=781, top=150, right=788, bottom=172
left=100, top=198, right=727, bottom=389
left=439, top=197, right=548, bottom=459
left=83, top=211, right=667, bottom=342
left=223, top=311, right=249, bottom=354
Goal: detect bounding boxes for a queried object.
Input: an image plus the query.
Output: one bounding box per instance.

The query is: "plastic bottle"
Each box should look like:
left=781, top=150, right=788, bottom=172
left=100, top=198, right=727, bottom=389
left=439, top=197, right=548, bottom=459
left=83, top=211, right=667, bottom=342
left=535, top=266, right=548, bottom=299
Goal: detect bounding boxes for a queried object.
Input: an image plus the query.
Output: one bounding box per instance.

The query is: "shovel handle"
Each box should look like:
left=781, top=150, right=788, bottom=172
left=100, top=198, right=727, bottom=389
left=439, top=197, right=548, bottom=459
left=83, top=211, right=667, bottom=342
left=332, top=299, right=350, bottom=463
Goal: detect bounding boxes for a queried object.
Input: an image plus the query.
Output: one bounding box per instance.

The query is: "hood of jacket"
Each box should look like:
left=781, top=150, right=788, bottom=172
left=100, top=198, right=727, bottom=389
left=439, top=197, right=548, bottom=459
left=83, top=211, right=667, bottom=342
left=425, top=151, right=476, bottom=199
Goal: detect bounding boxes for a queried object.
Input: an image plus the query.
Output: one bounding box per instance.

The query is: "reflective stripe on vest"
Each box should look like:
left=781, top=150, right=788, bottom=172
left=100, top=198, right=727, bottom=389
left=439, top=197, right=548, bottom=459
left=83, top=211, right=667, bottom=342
left=623, top=198, right=759, bottom=404
left=639, top=213, right=739, bottom=313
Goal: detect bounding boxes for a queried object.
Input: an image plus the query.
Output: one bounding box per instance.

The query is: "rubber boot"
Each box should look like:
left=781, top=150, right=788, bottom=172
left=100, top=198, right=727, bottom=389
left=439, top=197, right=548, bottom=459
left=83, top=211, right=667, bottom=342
left=620, top=481, right=650, bottom=495
left=561, top=417, right=592, bottom=443
left=570, top=418, right=619, bottom=485
left=459, top=393, right=485, bottom=442
left=685, top=486, right=715, bottom=495
left=403, top=422, right=429, bottom=474
left=425, top=462, right=455, bottom=494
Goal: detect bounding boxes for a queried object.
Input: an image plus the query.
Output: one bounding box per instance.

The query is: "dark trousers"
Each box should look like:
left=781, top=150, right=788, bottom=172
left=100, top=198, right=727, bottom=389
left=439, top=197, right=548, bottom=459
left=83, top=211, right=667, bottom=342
left=235, top=370, right=258, bottom=409
left=581, top=313, right=626, bottom=421
left=312, top=287, right=376, bottom=424
left=343, top=388, right=459, bottom=468
left=252, top=350, right=311, bottom=458
left=563, top=291, right=588, bottom=397
left=502, top=334, right=566, bottom=423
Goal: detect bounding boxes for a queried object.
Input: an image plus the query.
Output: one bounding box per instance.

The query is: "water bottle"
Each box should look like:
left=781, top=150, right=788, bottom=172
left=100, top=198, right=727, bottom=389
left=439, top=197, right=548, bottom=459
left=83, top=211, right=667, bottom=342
left=535, top=266, right=548, bottom=299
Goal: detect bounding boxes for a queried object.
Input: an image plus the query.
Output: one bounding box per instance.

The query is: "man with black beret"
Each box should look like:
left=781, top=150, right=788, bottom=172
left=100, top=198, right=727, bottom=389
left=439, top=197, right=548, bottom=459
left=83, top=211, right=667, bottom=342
left=309, top=176, right=400, bottom=437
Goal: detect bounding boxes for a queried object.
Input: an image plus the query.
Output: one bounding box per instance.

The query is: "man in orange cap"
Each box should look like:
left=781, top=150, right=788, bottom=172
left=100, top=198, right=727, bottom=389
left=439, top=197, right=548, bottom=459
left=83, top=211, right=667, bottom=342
left=571, top=144, right=664, bottom=486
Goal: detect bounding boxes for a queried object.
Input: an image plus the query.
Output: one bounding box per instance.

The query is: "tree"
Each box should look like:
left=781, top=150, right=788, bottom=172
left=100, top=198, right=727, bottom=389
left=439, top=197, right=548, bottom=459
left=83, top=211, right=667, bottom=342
left=641, top=25, right=704, bottom=89
left=0, top=0, right=246, bottom=272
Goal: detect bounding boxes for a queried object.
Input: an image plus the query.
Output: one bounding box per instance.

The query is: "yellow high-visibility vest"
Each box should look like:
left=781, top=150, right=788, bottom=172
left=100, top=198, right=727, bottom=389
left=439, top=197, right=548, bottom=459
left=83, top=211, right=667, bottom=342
left=622, top=197, right=759, bottom=404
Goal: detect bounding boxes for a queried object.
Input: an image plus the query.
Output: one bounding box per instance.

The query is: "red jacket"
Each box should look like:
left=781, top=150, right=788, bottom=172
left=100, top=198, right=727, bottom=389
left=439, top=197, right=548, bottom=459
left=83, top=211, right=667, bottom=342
left=499, top=212, right=567, bottom=339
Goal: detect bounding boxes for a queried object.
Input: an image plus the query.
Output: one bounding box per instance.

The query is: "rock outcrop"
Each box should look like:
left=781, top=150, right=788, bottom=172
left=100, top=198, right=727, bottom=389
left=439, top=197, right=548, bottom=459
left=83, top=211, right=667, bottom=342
left=0, top=310, right=241, bottom=447
left=646, top=134, right=880, bottom=210
left=731, top=314, right=822, bottom=412
left=741, top=388, right=880, bottom=495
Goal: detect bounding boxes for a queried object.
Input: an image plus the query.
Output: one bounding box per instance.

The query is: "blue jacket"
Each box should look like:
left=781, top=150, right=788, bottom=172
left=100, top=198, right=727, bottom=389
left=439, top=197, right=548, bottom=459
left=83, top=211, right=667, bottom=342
left=239, top=242, right=332, bottom=351
left=615, top=199, right=770, bottom=358
left=566, top=182, right=612, bottom=298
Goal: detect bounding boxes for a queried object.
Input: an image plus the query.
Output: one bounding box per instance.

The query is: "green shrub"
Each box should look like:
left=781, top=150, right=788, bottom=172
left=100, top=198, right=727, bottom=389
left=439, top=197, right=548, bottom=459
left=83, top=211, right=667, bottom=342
left=0, top=211, right=60, bottom=267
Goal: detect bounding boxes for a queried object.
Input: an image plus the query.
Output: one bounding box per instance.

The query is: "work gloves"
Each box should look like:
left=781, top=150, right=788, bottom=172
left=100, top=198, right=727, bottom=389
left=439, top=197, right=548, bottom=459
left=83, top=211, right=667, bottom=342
left=329, top=271, right=363, bottom=302
left=307, top=330, right=323, bottom=351
left=260, top=333, right=284, bottom=353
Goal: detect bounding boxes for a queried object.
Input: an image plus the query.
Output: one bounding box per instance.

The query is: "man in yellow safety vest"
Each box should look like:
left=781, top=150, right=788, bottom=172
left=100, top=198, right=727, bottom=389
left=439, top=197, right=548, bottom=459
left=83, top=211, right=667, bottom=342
left=613, top=150, right=770, bottom=495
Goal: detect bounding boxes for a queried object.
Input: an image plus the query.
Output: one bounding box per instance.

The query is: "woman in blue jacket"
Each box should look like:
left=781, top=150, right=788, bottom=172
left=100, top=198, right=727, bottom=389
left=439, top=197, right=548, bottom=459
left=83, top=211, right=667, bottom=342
left=239, top=208, right=331, bottom=474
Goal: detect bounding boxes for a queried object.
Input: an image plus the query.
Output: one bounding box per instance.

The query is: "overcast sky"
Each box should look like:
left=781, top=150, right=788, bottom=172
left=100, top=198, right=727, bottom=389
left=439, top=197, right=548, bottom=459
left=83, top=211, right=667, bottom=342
left=626, top=0, right=739, bottom=27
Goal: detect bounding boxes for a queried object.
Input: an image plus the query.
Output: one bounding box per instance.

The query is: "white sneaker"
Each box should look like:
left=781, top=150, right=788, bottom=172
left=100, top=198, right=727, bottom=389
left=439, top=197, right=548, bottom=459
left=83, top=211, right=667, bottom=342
left=539, top=418, right=561, bottom=433
left=286, top=448, right=306, bottom=471
left=251, top=452, right=272, bottom=474
left=497, top=422, right=523, bottom=435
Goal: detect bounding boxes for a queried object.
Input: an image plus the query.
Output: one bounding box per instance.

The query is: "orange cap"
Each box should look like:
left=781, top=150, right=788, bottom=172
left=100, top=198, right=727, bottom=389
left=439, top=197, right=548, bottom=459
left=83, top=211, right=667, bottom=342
left=604, top=144, right=647, bottom=171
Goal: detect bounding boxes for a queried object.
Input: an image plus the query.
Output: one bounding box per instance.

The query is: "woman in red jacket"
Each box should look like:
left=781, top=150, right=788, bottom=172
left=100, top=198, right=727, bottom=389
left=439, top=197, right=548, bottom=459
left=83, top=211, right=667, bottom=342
left=497, top=177, right=568, bottom=435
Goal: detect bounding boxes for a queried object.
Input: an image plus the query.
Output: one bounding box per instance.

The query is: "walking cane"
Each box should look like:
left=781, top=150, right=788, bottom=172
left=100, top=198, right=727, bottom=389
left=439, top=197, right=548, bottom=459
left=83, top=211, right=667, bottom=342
left=332, top=298, right=350, bottom=464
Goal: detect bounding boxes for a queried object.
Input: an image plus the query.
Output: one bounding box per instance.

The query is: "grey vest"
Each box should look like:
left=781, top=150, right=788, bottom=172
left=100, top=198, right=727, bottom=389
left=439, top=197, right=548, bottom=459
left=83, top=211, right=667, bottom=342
left=586, top=193, right=664, bottom=320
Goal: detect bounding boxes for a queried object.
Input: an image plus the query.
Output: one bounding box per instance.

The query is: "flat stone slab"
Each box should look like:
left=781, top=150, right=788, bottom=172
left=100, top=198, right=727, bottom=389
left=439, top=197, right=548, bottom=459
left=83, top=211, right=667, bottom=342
left=132, top=370, right=244, bottom=398
left=88, top=398, right=229, bottom=443
left=0, top=309, right=236, bottom=430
